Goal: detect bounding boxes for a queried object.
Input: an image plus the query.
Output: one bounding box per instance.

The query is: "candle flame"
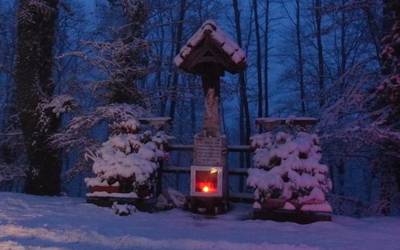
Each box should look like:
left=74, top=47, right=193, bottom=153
left=202, top=186, right=210, bottom=192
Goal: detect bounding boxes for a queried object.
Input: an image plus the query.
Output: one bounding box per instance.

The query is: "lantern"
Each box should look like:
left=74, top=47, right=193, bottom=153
left=191, top=166, right=223, bottom=197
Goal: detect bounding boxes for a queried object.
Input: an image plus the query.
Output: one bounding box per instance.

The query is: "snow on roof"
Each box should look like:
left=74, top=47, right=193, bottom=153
left=174, top=20, right=246, bottom=72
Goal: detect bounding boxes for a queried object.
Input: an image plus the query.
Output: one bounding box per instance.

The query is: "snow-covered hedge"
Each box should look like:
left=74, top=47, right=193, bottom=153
left=85, top=118, right=170, bottom=199
left=248, top=131, right=332, bottom=212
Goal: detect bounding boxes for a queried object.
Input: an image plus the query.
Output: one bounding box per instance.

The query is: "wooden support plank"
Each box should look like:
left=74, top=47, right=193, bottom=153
left=162, top=166, right=249, bottom=175
left=162, top=166, right=190, bottom=173
left=168, top=144, right=194, bottom=151
left=228, top=168, right=248, bottom=174
left=229, top=192, right=253, bottom=202
left=138, top=117, right=171, bottom=124
left=138, top=117, right=171, bottom=130
left=256, top=117, right=318, bottom=131
left=227, top=145, right=252, bottom=152
left=168, top=144, right=252, bottom=152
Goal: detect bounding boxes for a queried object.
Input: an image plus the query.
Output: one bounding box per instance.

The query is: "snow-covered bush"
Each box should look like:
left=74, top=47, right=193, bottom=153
left=248, top=131, right=332, bottom=212
left=112, top=202, right=137, bottom=216
left=85, top=117, right=170, bottom=199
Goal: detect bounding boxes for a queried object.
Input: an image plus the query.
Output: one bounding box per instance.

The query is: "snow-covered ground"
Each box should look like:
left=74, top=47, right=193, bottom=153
left=0, top=192, right=399, bottom=250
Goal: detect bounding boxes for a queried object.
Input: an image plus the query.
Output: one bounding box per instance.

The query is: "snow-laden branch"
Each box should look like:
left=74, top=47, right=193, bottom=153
left=52, top=104, right=148, bottom=151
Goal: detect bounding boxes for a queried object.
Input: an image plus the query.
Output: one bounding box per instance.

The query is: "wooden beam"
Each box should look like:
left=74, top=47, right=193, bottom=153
left=162, top=166, right=248, bottom=175
left=162, top=166, right=190, bottom=173
left=256, top=117, right=318, bottom=131
left=138, top=117, right=171, bottom=129
left=168, top=144, right=194, bottom=151
left=227, top=145, right=252, bottom=152
left=167, top=144, right=252, bottom=152
left=229, top=192, right=253, bottom=201
left=228, top=168, right=248, bottom=174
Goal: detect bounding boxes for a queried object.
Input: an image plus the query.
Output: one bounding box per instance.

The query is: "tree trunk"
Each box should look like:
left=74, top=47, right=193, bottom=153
left=264, top=0, right=270, bottom=117
left=315, top=0, right=325, bottom=107
left=156, top=11, right=165, bottom=114
left=232, top=0, right=251, bottom=192
left=339, top=0, right=347, bottom=90
left=364, top=2, right=383, bottom=67
left=253, top=0, right=263, bottom=118
left=161, top=23, right=176, bottom=116
left=15, top=0, right=60, bottom=195
left=232, top=0, right=251, bottom=144
left=169, top=0, right=187, bottom=121
left=295, top=0, right=306, bottom=115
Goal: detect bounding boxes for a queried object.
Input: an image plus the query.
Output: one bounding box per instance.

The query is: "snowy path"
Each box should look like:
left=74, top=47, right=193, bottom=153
left=0, top=192, right=399, bottom=250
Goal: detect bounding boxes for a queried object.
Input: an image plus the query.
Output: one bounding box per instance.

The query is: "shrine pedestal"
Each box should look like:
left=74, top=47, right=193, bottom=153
left=189, top=133, right=229, bottom=214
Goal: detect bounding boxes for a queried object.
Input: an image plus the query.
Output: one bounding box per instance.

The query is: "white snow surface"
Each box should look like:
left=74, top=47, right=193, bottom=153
left=0, top=192, right=399, bottom=250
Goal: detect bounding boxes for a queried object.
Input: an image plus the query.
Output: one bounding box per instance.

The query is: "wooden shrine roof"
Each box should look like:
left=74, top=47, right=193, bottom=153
left=174, top=20, right=246, bottom=75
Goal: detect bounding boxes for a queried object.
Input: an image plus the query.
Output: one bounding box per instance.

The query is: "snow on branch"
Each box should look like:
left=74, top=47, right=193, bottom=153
left=39, top=94, right=76, bottom=117
left=75, top=39, right=150, bottom=103
left=37, top=95, right=76, bottom=132
left=318, top=60, right=400, bottom=158
left=52, top=104, right=147, bottom=151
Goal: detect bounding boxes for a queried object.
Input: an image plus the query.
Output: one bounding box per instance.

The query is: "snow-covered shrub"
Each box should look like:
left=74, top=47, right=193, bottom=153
left=112, top=202, right=137, bottom=216
left=85, top=117, right=170, bottom=199
left=248, top=131, right=332, bottom=212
